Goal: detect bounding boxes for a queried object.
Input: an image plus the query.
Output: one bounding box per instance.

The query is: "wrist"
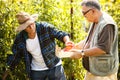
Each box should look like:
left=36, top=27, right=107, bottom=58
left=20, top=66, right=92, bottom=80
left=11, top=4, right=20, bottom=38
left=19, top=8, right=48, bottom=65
left=63, top=36, right=70, bottom=43
left=81, top=50, right=85, bottom=57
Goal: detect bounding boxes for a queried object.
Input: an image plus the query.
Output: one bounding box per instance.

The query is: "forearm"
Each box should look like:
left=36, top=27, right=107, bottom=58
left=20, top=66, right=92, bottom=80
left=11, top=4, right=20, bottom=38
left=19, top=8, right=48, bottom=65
left=69, top=47, right=106, bottom=59
left=84, top=47, right=106, bottom=57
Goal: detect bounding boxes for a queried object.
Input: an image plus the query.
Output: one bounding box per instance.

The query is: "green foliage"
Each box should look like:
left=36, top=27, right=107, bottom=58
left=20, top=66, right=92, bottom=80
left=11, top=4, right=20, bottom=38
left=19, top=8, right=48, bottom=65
left=0, top=0, right=120, bottom=80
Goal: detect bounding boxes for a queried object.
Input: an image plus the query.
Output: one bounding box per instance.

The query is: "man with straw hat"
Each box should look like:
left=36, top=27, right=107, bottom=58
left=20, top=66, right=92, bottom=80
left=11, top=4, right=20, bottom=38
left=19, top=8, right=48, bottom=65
left=5, top=11, right=73, bottom=80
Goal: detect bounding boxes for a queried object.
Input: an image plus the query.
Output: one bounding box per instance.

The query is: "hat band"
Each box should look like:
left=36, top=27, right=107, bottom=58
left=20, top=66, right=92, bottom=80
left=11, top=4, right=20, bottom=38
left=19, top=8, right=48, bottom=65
left=19, top=18, right=30, bottom=24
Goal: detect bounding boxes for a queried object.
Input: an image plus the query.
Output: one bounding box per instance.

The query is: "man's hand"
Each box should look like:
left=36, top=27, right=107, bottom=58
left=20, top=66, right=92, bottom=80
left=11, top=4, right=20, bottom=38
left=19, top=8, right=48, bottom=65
left=58, top=49, right=83, bottom=59
left=64, top=41, right=74, bottom=51
left=69, top=49, right=83, bottom=59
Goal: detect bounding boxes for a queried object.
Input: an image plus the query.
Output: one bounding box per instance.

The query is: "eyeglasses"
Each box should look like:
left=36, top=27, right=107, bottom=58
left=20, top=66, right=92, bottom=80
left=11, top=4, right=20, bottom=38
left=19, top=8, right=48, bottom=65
left=82, top=8, right=93, bottom=16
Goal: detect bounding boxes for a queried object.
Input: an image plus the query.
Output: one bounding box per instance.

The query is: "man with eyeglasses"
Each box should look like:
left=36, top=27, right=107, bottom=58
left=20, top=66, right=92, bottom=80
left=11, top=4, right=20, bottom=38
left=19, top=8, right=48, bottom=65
left=63, top=0, right=118, bottom=80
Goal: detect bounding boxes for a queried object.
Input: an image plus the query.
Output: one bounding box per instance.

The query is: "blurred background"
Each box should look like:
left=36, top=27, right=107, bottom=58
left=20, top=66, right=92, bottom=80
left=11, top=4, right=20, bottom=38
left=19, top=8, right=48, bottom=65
left=0, top=0, right=120, bottom=80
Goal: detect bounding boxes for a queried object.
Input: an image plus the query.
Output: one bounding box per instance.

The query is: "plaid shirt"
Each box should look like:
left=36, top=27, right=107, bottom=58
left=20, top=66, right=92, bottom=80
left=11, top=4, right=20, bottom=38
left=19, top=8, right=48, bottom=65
left=7, top=22, right=69, bottom=77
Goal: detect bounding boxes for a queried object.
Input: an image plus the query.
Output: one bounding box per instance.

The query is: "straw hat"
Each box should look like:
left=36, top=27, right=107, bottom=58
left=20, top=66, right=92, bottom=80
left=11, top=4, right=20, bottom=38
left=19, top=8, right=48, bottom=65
left=16, top=11, right=38, bottom=32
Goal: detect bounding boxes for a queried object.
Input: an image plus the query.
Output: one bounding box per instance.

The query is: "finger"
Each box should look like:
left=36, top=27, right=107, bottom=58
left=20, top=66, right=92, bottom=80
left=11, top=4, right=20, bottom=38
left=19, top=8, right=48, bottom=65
left=65, top=41, right=74, bottom=46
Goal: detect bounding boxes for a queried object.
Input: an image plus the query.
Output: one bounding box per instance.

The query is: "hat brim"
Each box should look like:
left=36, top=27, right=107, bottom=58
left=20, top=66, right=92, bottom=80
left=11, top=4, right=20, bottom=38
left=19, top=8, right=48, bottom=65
left=16, top=14, right=38, bottom=32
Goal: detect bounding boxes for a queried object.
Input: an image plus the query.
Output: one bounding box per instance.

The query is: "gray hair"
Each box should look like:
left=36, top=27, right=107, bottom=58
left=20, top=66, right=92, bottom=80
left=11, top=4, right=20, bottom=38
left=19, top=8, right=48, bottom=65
left=81, top=0, right=101, bottom=10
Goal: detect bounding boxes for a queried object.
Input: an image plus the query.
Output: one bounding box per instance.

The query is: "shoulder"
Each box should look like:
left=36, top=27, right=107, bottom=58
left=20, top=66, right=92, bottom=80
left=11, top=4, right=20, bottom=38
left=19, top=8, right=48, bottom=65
left=102, top=24, right=114, bottom=32
left=14, top=31, right=26, bottom=43
left=101, top=12, right=116, bottom=25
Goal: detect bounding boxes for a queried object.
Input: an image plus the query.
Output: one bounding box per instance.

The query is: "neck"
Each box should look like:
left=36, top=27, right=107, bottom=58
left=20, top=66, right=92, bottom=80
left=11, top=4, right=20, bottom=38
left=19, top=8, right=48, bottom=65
left=94, top=11, right=102, bottom=23
left=28, top=32, right=36, bottom=39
